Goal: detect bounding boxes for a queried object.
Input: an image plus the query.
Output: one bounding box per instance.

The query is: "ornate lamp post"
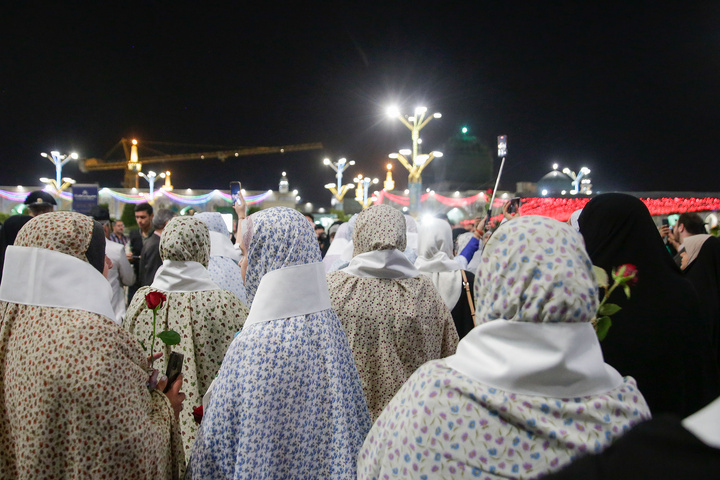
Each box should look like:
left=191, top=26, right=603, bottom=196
left=386, top=105, right=442, bottom=216
left=39, top=176, right=76, bottom=193
left=138, top=170, right=166, bottom=203
left=353, top=174, right=379, bottom=209
left=562, top=166, right=592, bottom=195
left=40, top=150, right=79, bottom=191
left=323, top=157, right=356, bottom=211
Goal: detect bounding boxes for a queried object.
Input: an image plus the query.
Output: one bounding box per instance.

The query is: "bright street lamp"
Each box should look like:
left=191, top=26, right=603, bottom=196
left=385, top=105, right=442, bottom=216
left=323, top=157, right=356, bottom=211
left=138, top=170, right=166, bottom=202
left=41, top=150, right=79, bottom=191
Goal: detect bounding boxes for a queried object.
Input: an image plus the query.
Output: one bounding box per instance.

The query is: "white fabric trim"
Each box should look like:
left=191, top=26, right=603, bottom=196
left=342, top=250, right=421, bottom=279
left=209, top=231, right=241, bottom=263
left=419, top=271, right=462, bottom=310
left=406, top=232, right=418, bottom=251
left=244, top=262, right=331, bottom=327
left=322, top=237, right=350, bottom=272
left=0, top=246, right=116, bottom=322
left=151, top=260, right=220, bottom=293
left=445, top=320, right=623, bottom=397
left=682, top=395, right=720, bottom=448
left=415, top=251, right=460, bottom=273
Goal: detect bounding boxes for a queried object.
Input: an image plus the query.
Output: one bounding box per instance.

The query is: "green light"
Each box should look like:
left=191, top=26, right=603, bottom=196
left=461, top=126, right=468, bottom=134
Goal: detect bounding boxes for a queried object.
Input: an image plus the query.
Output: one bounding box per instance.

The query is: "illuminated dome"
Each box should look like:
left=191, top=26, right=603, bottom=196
left=537, top=170, right=572, bottom=195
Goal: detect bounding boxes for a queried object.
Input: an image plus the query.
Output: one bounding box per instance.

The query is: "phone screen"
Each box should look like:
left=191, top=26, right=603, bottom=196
left=508, top=197, right=520, bottom=214
left=230, top=181, right=241, bottom=206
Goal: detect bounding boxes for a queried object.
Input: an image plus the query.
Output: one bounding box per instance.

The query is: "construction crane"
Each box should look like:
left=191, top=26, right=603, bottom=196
left=79, top=138, right=324, bottom=187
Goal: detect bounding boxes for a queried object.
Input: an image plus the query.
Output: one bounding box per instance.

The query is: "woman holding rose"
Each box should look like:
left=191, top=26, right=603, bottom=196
left=0, top=211, right=184, bottom=479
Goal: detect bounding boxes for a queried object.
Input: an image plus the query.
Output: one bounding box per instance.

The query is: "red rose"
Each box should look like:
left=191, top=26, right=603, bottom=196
left=192, top=405, right=203, bottom=424
left=145, top=291, right=167, bottom=310
left=614, top=264, right=638, bottom=286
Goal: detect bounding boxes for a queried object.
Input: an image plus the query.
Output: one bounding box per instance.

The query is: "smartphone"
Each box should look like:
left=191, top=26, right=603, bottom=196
left=163, top=351, right=184, bottom=393
left=508, top=197, right=521, bottom=214
left=661, top=218, right=669, bottom=228
left=230, top=181, right=242, bottom=206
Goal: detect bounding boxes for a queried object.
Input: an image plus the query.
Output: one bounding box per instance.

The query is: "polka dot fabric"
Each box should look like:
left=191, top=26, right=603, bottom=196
left=15, top=211, right=92, bottom=261
left=160, top=216, right=210, bottom=267
left=1, top=211, right=183, bottom=479
left=474, top=216, right=598, bottom=325
left=125, top=215, right=248, bottom=459
left=189, top=207, right=370, bottom=479
left=328, top=205, right=459, bottom=421
left=353, top=204, right=407, bottom=256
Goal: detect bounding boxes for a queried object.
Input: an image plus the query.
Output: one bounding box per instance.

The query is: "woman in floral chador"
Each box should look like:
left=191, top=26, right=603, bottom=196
left=188, top=207, right=370, bottom=479
left=358, top=216, right=651, bottom=479
left=125, top=216, right=248, bottom=458
left=0, top=212, right=184, bottom=479
left=327, top=204, right=459, bottom=421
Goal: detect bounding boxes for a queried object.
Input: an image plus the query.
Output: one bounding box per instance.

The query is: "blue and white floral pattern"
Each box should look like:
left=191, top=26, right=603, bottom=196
left=195, top=212, right=247, bottom=305
left=189, top=207, right=371, bottom=479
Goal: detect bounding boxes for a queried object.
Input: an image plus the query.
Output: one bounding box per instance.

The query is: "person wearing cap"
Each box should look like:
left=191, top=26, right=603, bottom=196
left=89, top=206, right=135, bottom=324
left=23, top=190, right=56, bottom=217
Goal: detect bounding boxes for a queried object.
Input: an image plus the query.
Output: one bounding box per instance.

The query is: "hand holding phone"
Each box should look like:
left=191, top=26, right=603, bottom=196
left=230, top=181, right=242, bottom=206
left=163, top=352, right=184, bottom=394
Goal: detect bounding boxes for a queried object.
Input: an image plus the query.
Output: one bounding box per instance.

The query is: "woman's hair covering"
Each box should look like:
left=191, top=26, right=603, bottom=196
left=194, top=212, right=230, bottom=238
left=189, top=206, right=370, bottom=479
left=243, top=207, right=321, bottom=305
left=417, top=217, right=457, bottom=268
left=2, top=210, right=184, bottom=478
left=16, top=211, right=93, bottom=262
left=474, top=215, right=597, bottom=325
left=85, top=220, right=107, bottom=273
left=579, top=193, right=720, bottom=416
left=353, top=204, right=406, bottom=256
left=159, top=216, right=211, bottom=267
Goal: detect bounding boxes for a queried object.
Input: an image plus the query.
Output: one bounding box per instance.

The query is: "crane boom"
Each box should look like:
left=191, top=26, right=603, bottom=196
left=78, top=139, right=324, bottom=187
left=80, top=142, right=324, bottom=172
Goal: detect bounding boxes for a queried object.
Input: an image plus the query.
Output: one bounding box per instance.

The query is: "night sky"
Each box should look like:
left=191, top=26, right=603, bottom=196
left=3, top=1, right=720, bottom=206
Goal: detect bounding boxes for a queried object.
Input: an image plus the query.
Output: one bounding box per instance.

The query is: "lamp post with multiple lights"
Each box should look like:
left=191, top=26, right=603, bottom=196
left=386, top=106, right=442, bottom=216
left=353, top=174, right=379, bottom=209
left=562, top=166, right=592, bottom=195
left=40, top=150, right=78, bottom=193
left=138, top=170, right=166, bottom=203
left=323, top=157, right=356, bottom=212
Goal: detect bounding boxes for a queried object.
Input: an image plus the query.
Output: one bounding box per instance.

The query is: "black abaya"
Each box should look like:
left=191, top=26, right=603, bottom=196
left=579, top=193, right=719, bottom=417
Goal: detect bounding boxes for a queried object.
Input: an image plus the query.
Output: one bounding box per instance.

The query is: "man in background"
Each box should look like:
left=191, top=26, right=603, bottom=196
left=139, top=209, right=176, bottom=286
left=24, top=190, right=56, bottom=217
left=127, top=203, right=155, bottom=301
left=109, top=220, right=129, bottom=245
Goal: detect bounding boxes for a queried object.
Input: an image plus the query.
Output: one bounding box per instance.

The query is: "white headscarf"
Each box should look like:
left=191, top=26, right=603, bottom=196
left=415, top=217, right=462, bottom=309
left=342, top=205, right=419, bottom=279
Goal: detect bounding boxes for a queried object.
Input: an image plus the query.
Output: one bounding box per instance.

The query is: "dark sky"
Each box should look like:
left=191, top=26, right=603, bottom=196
left=3, top=1, right=720, bottom=206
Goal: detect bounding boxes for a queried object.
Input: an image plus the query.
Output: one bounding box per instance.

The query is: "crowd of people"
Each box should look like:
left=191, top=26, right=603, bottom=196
left=0, top=191, right=718, bottom=479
